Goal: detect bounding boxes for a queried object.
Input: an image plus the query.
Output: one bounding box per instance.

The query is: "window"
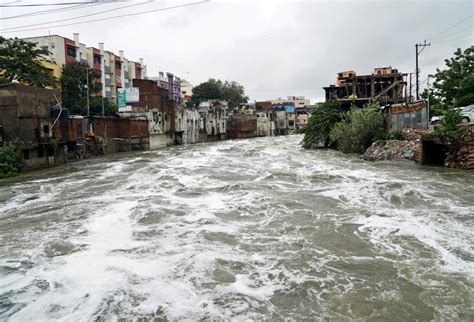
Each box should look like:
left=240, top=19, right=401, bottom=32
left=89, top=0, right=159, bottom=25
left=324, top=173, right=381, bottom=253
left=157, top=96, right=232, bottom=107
left=22, top=149, right=30, bottom=160
left=41, top=46, right=48, bottom=52
left=66, top=45, right=76, bottom=57
left=182, top=91, right=187, bottom=95
left=115, top=61, right=121, bottom=70
left=43, top=124, right=50, bottom=134
left=93, top=55, right=101, bottom=65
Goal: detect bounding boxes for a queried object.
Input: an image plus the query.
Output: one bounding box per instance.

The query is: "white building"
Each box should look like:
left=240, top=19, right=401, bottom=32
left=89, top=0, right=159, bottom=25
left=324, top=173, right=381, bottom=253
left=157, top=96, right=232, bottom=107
left=270, top=96, right=310, bottom=108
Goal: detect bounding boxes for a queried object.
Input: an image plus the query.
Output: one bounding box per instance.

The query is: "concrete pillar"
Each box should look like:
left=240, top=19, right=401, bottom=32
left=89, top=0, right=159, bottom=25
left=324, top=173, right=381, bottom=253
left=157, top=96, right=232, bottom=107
left=99, top=42, right=106, bottom=97
left=138, top=58, right=144, bottom=80
left=119, top=50, right=125, bottom=88
left=73, top=33, right=80, bottom=62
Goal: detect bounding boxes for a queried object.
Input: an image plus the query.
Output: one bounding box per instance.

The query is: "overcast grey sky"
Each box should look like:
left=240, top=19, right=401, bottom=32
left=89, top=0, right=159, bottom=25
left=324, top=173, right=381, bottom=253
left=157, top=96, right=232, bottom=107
left=1, top=0, right=472, bottom=102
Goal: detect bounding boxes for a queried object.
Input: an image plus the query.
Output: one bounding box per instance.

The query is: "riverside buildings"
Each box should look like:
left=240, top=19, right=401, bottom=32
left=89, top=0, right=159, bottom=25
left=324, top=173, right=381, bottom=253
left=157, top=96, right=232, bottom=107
left=21, top=33, right=146, bottom=101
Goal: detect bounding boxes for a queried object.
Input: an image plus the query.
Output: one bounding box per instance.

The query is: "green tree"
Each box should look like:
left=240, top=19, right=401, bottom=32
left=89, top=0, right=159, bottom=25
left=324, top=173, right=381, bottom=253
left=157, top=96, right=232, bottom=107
left=330, top=101, right=385, bottom=154
left=435, top=101, right=463, bottom=139
left=0, top=36, right=57, bottom=88
left=221, top=80, right=249, bottom=105
left=188, top=78, right=248, bottom=107
left=0, top=143, right=23, bottom=178
left=89, top=96, right=118, bottom=116
left=299, top=100, right=342, bottom=149
left=60, top=62, right=115, bottom=116
left=427, top=46, right=474, bottom=115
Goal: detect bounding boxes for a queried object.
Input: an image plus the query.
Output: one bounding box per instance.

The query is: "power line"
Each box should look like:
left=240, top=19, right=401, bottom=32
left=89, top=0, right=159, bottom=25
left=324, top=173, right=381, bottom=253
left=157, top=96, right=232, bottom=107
left=0, top=3, right=98, bottom=20
left=432, top=34, right=473, bottom=44
left=429, top=25, right=473, bottom=41
left=1, top=1, right=209, bottom=33
left=0, top=2, right=94, bottom=7
left=426, top=14, right=473, bottom=41
left=1, top=2, right=150, bottom=31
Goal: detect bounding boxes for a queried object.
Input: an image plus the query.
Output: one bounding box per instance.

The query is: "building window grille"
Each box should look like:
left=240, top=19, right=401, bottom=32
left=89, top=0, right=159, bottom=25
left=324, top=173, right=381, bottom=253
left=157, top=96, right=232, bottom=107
left=66, top=45, right=76, bottom=57
left=93, top=55, right=101, bottom=65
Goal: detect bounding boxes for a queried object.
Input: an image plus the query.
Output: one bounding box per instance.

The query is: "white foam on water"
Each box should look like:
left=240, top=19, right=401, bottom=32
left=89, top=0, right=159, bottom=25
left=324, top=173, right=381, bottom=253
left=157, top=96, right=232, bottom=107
left=1, top=135, right=473, bottom=320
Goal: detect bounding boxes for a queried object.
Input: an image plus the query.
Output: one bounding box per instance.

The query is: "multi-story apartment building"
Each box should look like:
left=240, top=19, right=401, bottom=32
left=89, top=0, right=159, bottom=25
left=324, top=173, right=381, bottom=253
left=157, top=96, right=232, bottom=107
left=21, top=33, right=145, bottom=101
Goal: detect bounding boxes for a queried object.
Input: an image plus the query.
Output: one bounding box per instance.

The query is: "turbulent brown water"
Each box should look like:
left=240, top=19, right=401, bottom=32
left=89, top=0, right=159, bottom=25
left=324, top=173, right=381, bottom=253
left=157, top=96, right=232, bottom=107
left=0, top=135, right=473, bottom=321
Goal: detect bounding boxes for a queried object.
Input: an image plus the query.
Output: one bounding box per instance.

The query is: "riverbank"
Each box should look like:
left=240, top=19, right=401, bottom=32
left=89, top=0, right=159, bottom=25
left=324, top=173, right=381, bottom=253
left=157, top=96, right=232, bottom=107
left=362, top=125, right=474, bottom=169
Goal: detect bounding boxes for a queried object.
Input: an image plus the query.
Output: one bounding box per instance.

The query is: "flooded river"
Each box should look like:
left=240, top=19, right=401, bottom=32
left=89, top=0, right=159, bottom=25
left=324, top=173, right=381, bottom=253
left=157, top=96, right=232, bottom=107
left=0, top=135, right=473, bottom=320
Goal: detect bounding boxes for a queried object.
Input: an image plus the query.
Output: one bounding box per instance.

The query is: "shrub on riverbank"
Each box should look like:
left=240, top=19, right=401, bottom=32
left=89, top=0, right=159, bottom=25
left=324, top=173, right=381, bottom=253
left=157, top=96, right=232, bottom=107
left=435, top=102, right=464, bottom=139
left=0, top=143, right=23, bottom=178
left=299, top=100, right=342, bottom=148
left=330, top=102, right=385, bottom=153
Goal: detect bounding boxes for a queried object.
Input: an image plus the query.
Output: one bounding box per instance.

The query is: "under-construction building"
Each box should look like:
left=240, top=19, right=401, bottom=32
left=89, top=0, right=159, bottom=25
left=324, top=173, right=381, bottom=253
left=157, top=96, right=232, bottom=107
left=323, top=66, right=408, bottom=108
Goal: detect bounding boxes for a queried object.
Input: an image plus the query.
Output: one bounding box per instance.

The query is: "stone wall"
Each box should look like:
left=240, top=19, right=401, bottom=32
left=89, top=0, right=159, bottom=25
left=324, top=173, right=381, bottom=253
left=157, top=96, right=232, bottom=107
left=444, top=124, right=474, bottom=169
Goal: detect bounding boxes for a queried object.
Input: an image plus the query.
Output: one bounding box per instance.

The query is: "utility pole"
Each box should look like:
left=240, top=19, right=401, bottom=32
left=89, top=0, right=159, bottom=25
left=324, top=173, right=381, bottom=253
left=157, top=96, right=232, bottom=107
left=408, top=73, right=412, bottom=102
left=86, top=68, right=90, bottom=117
left=415, top=40, right=431, bottom=100
left=427, top=75, right=430, bottom=123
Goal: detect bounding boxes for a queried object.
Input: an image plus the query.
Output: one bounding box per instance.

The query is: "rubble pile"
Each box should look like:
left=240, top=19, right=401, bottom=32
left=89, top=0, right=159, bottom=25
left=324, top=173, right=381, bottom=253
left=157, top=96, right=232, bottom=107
left=400, top=128, right=428, bottom=141
left=362, top=139, right=420, bottom=162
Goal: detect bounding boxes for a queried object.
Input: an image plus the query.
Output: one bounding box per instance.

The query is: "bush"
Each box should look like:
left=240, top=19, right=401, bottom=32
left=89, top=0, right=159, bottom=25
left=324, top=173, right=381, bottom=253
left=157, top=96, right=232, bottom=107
left=435, top=102, right=463, bottom=139
left=299, top=100, right=342, bottom=148
left=330, top=101, right=385, bottom=153
left=373, top=129, right=403, bottom=142
left=0, top=143, right=23, bottom=178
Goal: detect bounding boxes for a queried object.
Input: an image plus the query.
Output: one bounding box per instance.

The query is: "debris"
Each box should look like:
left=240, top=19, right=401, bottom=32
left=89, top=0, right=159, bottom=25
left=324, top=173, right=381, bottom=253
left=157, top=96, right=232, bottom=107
left=362, top=140, right=420, bottom=162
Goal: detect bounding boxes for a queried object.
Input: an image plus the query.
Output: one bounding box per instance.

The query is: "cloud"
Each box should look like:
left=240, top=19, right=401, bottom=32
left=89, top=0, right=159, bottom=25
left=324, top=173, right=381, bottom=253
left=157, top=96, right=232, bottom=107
left=2, top=0, right=472, bottom=102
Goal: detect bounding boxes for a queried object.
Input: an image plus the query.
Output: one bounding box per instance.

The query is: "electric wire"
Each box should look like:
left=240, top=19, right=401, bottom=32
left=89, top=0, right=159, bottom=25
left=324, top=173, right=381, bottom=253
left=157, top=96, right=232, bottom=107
left=0, top=3, right=98, bottom=20
left=0, top=1, right=209, bottom=33
left=426, top=14, right=473, bottom=41
left=429, top=25, right=473, bottom=41
left=432, top=34, right=473, bottom=44
left=0, top=2, right=95, bottom=7
left=1, top=2, right=151, bottom=31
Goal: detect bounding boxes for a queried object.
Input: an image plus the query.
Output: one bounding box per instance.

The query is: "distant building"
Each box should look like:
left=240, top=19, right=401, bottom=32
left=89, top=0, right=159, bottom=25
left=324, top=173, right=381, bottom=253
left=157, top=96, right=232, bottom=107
left=150, top=71, right=181, bottom=104
left=180, top=79, right=193, bottom=103
left=270, top=96, right=310, bottom=108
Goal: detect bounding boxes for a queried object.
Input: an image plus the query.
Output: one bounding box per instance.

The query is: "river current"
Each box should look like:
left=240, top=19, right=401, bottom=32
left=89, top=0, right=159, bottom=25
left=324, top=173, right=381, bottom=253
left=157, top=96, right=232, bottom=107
left=0, top=135, right=473, bottom=321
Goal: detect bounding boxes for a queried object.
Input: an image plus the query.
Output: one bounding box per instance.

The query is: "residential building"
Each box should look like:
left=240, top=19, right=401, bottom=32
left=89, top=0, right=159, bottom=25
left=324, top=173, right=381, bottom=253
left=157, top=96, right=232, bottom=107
left=180, top=79, right=193, bottom=103
left=150, top=71, right=181, bottom=104
left=198, top=100, right=227, bottom=141
left=270, top=96, right=310, bottom=108
left=295, top=107, right=310, bottom=130
left=0, top=84, right=64, bottom=168
left=21, top=33, right=145, bottom=101
left=256, top=111, right=275, bottom=137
